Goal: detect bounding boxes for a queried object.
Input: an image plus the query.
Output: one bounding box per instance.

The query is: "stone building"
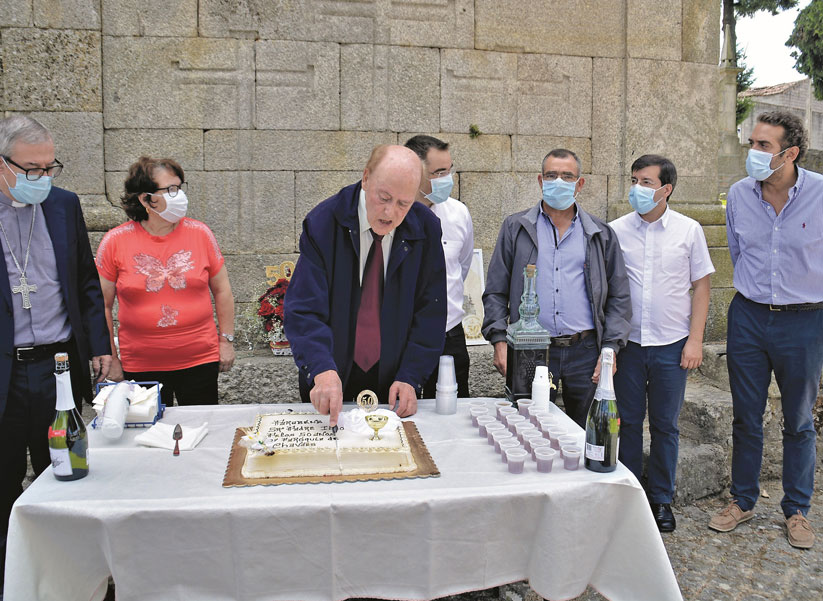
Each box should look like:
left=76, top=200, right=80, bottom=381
left=738, top=78, right=823, bottom=150
left=1, top=0, right=728, bottom=362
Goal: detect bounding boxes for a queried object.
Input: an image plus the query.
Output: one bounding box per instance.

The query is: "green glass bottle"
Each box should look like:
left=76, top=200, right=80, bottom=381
left=48, top=352, right=89, bottom=481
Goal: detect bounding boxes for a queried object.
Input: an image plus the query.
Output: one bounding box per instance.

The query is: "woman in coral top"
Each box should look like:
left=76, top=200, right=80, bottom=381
left=96, top=157, right=235, bottom=405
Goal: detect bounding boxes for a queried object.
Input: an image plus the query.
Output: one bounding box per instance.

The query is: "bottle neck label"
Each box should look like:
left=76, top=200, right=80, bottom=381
left=54, top=371, right=77, bottom=411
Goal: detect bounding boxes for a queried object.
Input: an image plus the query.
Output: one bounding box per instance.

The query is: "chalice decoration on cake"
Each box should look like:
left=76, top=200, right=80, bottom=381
left=356, top=390, right=387, bottom=440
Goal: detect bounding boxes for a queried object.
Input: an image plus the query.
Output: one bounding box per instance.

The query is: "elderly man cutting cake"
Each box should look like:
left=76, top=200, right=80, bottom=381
left=285, top=145, right=447, bottom=426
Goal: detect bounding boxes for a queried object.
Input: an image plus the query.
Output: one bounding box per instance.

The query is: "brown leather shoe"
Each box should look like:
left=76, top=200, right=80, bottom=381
left=708, top=500, right=755, bottom=532
left=786, top=511, right=815, bottom=549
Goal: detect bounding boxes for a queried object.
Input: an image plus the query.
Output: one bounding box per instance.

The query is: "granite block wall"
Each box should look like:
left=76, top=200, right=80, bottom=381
left=1, top=0, right=727, bottom=347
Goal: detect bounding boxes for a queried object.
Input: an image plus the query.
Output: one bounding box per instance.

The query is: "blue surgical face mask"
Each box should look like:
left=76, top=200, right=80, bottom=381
left=628, top=184, right=665, bottom=215
left=424, top=172, right=453, bottom=205
left=541, top=177, right=578, bottom=210
left=2, top=157, right=52, bottom=205
left=746, top=147, right=788, bottom=181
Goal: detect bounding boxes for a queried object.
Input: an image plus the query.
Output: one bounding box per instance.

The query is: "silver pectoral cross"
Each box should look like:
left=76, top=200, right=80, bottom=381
left=11, top=275, right=37, bottom=310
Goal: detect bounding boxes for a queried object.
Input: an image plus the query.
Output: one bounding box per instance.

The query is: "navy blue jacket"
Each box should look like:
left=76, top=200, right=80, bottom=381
left=0, top=187, right=111, bottom=415
left=284, top=182, right=447, bottom=403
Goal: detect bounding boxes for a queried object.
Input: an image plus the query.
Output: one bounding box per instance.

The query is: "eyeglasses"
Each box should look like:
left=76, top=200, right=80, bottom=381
left=542, top=171, right=578, bottom=183
left=2, top=156, right=63, bottom=181
left=429, top=167, right=455, bottom=179
left=150, top=182, right=188, bottom=197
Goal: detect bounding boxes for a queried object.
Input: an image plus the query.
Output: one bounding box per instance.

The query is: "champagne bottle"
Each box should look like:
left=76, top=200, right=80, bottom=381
left=48, top=352, right=89, bottom=481
left=584, top=347, right=620, bottom=473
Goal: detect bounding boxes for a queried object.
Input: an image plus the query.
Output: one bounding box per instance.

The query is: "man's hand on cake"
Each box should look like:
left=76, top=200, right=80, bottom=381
left=388, top=381, right=417, bottom=417
left=311, top=370, right=344, bottom=426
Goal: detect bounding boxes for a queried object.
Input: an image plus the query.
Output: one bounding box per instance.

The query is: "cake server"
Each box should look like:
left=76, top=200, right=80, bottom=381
left=172, top=423, right=183, bottom=456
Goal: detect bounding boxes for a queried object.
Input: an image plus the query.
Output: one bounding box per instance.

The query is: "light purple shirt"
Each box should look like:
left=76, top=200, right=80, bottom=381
left=726, top=167, right=823, bottom=304
left=0, top=191, right=72, bottom=346
left=535, top=202, right=595, bottom=336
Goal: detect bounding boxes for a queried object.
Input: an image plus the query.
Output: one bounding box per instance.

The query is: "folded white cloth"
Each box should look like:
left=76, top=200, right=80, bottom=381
left=338, top=407, right=401, bottom=435
left=134, top=422, right=209, bottom=451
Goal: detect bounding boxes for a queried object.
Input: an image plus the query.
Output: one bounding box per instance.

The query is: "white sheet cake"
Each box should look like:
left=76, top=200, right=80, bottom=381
left=240, top=412, right=417, bottom=479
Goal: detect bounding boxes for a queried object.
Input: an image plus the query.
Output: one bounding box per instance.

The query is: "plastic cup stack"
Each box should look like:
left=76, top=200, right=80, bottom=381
left=435, top=355, right=458, bottom=414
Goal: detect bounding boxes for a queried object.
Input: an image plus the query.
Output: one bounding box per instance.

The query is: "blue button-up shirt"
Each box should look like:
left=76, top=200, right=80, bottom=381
left=535, top=203, right=595, bottom=336
left=726, top=167, right=823, bottom=304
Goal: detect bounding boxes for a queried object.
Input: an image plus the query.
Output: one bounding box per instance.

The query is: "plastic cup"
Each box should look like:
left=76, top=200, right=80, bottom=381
left=470, top=406, right=489, bottom=426
left=535, top=446, right=558, bottom=472
left=477, top=415, right=497, bottom=437
left=506, top=414, right=527, bottom=433
left=486, top=422, right=506, bottom=445
left=560, top=444, right=581, bottom=460
left=538, top=416, right=558, bottom=434
left=529, top=407, right=549, bottom=426
left=436, top=355, right=457, bottom=387
left=499, top=438, right=521, bottom=461
left=522, top=430, right=544, bottom=452
left=530, top=437, right=552, bottom=460
left=492, top=429, right=514, bottom=453
left=494, top=400, right=513, bottom=419
left=468, top=400, right=487, bottom=411
left=515, top=421, right=537, bottom=442
left=517, top=398, right=534, bottom=416
left=498, top=406, right=518, bottom=422
left=563, top=447, right=582, bottom=470
left=505, top=448, right=529, bottom=473
left=558, top=434, right=579, bottom=449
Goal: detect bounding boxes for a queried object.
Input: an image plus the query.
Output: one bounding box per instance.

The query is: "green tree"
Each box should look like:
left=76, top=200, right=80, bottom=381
left=787, top=1, right=823, bottom=100
left=723, top=0, right=800, bottom=66
left=736, top=46, right=756, bottom=124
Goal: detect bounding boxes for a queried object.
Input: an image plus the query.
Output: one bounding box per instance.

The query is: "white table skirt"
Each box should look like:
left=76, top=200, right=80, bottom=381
left=5, top=400, right=682, bottom=601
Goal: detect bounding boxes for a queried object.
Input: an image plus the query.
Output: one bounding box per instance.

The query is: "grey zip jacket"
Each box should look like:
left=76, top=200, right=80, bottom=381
left=482, top=203, right=632, bottom=354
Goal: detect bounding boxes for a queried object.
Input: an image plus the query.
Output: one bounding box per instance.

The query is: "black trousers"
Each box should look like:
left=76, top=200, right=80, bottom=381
left=124, top=361, right=219, bottom=407
left=422, top=324, right=470, bottom=399
left=1, top=352, right=69, bottom=589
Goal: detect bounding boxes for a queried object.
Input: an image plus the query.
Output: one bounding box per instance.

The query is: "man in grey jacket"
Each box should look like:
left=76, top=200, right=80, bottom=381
left=482, top=148, right=632, bottom=426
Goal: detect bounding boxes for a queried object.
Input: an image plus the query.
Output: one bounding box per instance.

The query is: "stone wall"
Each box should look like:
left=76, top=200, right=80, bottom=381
left=1, top=0, right=724, bottom=348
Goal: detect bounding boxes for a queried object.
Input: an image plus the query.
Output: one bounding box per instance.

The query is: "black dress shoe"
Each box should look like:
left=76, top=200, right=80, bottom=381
left=651, top=503, right=676, bottom=532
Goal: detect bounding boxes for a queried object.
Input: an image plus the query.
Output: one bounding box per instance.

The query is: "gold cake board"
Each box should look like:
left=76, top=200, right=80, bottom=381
left=223, top=421, right=439, bottom=487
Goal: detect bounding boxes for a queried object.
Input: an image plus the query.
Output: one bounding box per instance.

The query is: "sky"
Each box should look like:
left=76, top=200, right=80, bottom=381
left=735, top=0, right=811, bottom=88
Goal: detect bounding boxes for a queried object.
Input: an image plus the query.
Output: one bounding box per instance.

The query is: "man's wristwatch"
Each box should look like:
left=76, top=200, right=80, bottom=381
left=220, top=332, right=235, bottom=343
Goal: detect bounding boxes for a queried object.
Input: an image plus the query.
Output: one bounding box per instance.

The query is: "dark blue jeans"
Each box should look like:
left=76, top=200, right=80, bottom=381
left=727, top=293, right=823, bottom=518
left=548, top=334, right=599, bottom=427
left=613, top=338, right=688, bottom=504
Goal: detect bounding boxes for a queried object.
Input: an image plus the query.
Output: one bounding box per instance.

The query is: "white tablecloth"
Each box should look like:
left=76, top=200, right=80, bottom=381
left=5, top=400, right=682, bottom=601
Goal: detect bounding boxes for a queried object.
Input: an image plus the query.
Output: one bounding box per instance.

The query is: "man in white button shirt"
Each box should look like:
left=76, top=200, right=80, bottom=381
left=404, top=135, right=475, bottom=398
left=609, top=155, right=714, bottom=533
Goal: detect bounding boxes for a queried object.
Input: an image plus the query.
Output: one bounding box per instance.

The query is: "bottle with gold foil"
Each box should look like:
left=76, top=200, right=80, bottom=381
left=48, top=352, right=89, bottom=481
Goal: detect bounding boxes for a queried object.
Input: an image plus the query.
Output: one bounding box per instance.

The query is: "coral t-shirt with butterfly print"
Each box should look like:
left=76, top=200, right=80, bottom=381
left=96, top=218, right=225, bottom=371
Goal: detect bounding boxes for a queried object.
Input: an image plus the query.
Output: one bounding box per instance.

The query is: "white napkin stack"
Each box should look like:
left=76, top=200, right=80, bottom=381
left=92, top=381, right=161, bottom=422
left=134, top=422, right=209, bottom=451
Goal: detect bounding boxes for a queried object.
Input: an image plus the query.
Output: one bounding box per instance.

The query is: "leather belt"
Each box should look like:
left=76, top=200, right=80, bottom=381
left=446, top=324, right=465, bottom=339
left=742, top=296, right=823, bottom=312
left=551, top=329, right=595, bottom=348
left=14, top=341, right=71, bottom=362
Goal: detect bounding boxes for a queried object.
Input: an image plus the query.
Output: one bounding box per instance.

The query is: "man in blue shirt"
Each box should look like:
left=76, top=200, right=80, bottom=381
left=483, top=148, right=631, bottom=426
left=709, top=111, right=823, bottom=549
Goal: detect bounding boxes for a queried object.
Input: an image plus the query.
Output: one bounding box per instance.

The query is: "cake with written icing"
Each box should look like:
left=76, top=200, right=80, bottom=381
left=239, top=411, right=417, bottom=479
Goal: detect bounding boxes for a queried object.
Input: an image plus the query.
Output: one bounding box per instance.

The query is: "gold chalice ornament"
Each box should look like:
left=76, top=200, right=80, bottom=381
left=365, top=413, right=389, bottom=441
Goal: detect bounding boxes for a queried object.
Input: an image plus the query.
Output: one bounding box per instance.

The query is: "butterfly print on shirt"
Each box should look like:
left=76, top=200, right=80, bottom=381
left=133, top=250, right=194, bottom=292
left=157, top=304, right=179, bottom=328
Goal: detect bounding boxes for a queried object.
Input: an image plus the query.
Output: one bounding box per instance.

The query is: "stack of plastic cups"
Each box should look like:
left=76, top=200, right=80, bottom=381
left=435, top=355, right=458, bottom=414
left=531, top=365, right=552, bottom=412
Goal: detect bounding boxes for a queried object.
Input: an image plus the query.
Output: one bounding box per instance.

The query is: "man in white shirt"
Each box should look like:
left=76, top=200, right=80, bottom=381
left=404, top=135, right=474, bottom=398
left=609, top=154, right=714, bottom=533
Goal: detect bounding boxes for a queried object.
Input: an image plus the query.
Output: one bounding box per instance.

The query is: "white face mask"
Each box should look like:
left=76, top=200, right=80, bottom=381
left=149, top=190, right=188, bottom=223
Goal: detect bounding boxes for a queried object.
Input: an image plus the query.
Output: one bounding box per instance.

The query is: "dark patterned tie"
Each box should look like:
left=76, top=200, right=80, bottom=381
left=354, top=230, right=384, bottom=372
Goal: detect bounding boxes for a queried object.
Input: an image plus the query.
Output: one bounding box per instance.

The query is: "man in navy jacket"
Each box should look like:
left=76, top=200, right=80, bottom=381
left=0, top=115, right=111, bottom=592
left=285, top=145, right=446, bottom=425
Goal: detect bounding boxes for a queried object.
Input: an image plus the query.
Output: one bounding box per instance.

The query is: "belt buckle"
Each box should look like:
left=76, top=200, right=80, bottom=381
left=15, top=347, right=34, bottom=361
left=769, top=304, right=783, bottom=312
left=552, top=336, right=572, bottom=348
